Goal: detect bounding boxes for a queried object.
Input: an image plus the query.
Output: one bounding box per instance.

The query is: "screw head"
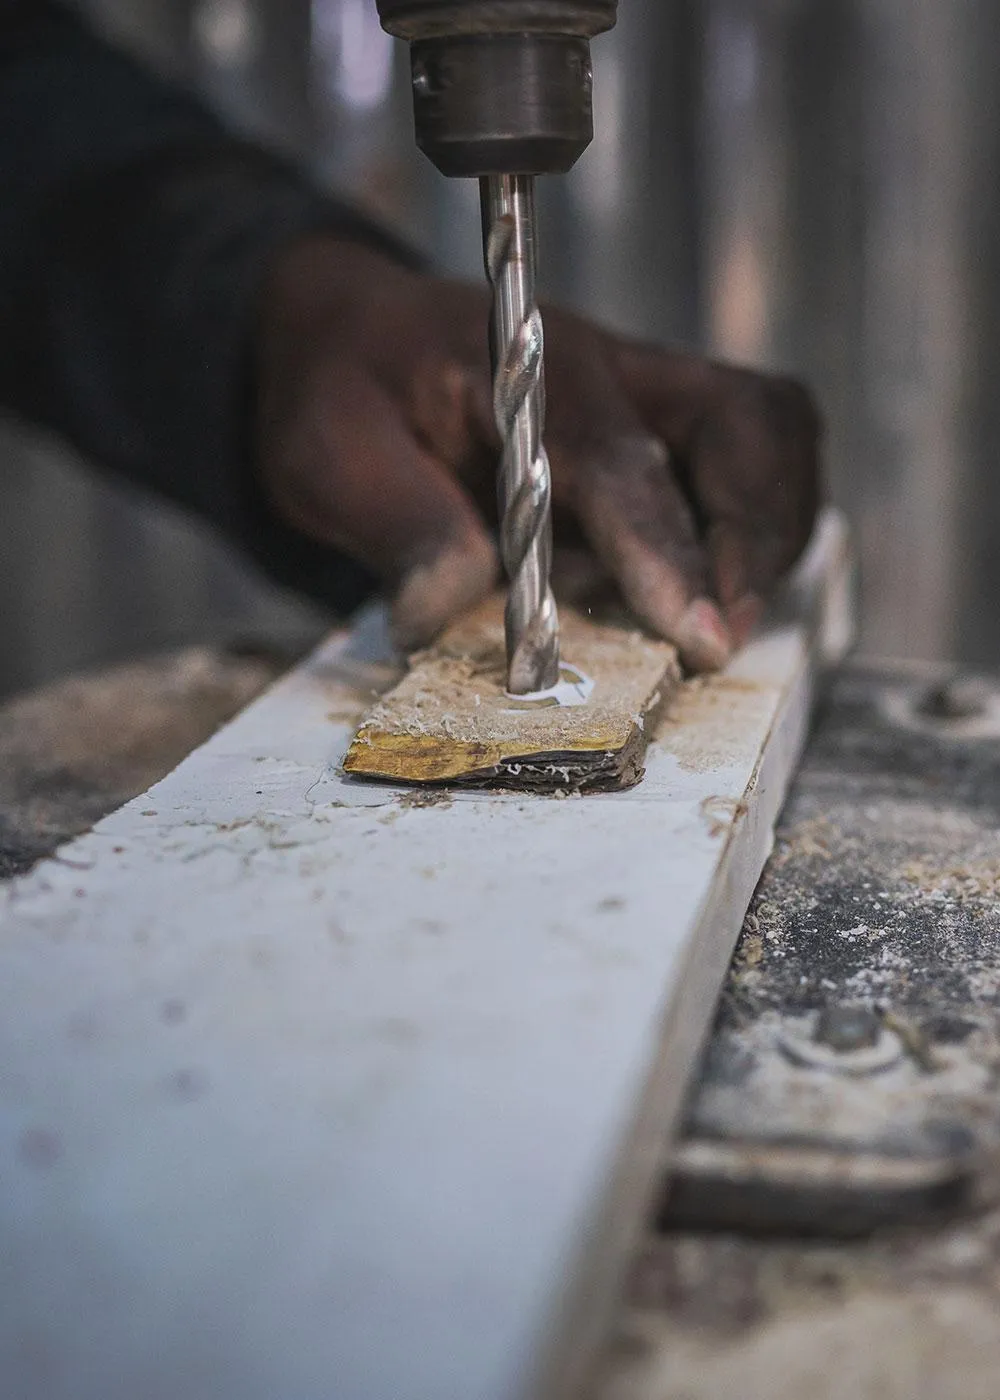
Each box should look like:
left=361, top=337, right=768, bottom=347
left=814, top=1004, right=881, bottom=1054
left=918, top=676, right=991, bottom=722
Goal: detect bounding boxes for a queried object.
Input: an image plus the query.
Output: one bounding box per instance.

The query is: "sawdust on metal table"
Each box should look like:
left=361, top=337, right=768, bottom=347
left=668, top=659, right=1000, bottom=1232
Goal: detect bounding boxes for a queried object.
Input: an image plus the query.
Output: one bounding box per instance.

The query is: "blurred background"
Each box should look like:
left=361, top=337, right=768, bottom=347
left=3, top=0, right=998, bottom=698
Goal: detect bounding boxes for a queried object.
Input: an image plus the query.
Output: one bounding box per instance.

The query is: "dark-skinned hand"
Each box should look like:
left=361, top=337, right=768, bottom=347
left=255, top=237, right=821, bottom=671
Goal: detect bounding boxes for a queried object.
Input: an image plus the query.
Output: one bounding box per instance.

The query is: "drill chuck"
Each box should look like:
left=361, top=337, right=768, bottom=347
left=410, top=33, right=591, bottom=178
left=376, top=1, right=617, bottom=177
left=374, top=2, right=617, bottom=42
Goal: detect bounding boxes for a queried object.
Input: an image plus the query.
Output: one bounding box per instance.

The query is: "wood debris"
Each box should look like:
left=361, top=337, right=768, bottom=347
left=343, top=597, right=679, bottom=792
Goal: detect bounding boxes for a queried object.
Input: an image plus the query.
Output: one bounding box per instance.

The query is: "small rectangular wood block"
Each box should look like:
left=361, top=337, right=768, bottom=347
left=343, top=599, right=679, bottom=791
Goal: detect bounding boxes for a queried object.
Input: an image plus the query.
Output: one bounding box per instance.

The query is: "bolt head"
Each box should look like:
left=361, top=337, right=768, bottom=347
left=918, top=676, right=991, bottom=722
left=814, top=1004, right=881, bottom=1053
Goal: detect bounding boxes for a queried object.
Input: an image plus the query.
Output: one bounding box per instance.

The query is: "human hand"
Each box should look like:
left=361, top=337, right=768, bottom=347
left=255, top=237, right=821, bottom=671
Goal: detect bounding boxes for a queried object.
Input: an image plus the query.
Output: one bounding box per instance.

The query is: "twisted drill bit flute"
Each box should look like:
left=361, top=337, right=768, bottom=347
left=481, top=174, right=559, bottom=694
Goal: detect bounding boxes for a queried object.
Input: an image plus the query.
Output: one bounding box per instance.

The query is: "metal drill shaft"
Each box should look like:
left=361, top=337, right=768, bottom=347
left=480, top=173, right=560, bottom=694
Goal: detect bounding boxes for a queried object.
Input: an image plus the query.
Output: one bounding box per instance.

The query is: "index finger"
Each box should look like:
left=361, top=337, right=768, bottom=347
left=614, top=341, right=823, bottom=621
left=543, top=348, right=733, bottom=671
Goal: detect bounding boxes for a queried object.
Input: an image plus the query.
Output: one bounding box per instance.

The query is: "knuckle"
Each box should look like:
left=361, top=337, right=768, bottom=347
left=578, top=430, right=669, bottom=486
left=721, top=368, right=823, bottom=447
left=772, top=374, right=823, bottom=441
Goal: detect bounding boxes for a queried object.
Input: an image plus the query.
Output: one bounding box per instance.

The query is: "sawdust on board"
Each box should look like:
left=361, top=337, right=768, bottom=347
left=654, top=674, right=776, bottom=774
left=355, top=600, right=678, bottom=751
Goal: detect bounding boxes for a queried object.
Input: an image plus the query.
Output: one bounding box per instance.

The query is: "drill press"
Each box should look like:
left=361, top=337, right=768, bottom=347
left=374, top=0, right=619, bottom=694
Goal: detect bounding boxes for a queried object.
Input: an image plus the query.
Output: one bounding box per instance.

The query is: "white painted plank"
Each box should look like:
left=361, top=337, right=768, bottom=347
left=0, top=512, right=851, bottom=1400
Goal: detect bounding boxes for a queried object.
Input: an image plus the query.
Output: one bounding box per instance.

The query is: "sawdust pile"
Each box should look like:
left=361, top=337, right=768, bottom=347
left=898, top=857, right=1000, bottom=908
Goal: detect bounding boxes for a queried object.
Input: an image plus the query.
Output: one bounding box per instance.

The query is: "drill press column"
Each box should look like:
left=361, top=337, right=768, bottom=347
left=374, top=0, right=618, bottom=693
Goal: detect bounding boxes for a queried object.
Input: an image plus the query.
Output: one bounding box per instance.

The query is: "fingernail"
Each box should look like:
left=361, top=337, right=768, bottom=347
left=675, top=598, right=732, bottom=673
left=727, top=593, right=763, bottom=649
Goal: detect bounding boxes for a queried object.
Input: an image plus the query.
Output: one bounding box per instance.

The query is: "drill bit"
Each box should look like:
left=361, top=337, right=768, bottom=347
left=481, top=173, right=560, bottom=695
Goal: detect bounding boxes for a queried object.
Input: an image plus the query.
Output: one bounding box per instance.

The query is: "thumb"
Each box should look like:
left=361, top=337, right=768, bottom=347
left=258, top=357, right=499, bottom=646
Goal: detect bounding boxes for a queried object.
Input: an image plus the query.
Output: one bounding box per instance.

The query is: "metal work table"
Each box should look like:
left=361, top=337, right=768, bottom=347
left=3, top=647, right=1000, bottom=1400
